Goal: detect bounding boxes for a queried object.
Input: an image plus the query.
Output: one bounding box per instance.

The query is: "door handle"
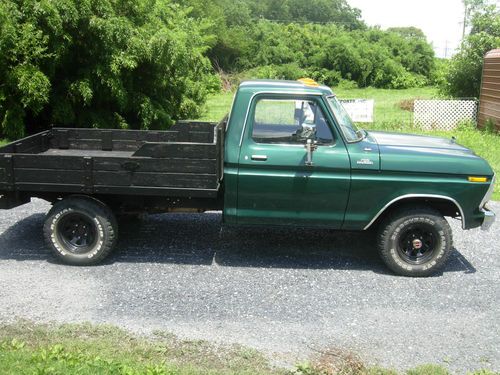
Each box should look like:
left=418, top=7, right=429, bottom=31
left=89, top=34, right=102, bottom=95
left=251, top=155, right=268, bottom=161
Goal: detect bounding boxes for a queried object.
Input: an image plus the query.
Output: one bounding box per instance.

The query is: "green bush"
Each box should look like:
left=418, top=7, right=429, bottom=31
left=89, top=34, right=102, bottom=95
left=390, top=72, right=428, bottom=89
left=243, top=63, right=308, bottom=81
left=0, top=0, right=219, bottom=139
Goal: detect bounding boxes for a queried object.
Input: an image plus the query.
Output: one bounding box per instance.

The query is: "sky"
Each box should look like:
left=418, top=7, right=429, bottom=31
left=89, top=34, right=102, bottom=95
left=348, top=0, right=499, bottom=58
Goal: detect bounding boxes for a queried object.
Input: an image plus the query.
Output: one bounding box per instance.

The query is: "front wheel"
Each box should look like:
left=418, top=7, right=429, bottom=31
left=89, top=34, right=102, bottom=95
left=377, top=206, right=453, bottom=277
left=43, top=196, right=118, bottom=265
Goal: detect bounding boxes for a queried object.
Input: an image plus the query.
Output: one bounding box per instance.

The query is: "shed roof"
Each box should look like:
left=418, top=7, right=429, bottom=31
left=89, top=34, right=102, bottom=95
left=485, top=49, right=500, bottom=59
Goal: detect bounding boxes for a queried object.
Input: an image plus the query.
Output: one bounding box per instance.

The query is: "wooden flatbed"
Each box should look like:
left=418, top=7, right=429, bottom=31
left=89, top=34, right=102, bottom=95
left=0, top=121, right=224, bottom=209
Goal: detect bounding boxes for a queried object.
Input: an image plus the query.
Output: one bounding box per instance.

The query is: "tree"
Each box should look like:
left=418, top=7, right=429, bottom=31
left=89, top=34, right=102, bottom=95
left=442, top=5, right=500, bottom=98
left=462, top=0, right=487, bottom=38
left=387, top=27, right=427, bottom=40
left=246, top=0, right=364, bottom=29
left=0, top=0, right=219, bottom=139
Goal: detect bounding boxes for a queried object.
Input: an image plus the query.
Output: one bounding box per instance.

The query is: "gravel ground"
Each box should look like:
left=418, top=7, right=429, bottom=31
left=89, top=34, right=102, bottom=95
left=0, top=199, right=498, bottom=372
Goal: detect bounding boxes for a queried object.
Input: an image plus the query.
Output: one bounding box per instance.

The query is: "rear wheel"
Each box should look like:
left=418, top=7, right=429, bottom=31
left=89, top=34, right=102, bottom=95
left=377, top=206, right=453, bottom=277
left=43, top=196, right=118, bottom=265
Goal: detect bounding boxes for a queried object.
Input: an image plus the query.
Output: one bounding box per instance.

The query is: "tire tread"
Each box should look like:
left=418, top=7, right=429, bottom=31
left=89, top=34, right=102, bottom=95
left=43, top=196, right=118, bottom=266
left=377, top=205, right=453, bottom=277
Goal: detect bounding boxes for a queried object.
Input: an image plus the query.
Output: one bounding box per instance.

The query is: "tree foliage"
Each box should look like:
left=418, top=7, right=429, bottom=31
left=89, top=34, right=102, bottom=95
left=442, top=5, right=500, bottom=98
left=0, top=0, right=441, bottom=139
left=0, top=0, right=219, bottom=139
left=175, top=0, right=435, bottom=90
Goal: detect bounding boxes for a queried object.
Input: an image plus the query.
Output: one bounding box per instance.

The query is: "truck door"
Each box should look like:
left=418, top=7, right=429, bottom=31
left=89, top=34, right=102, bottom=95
left=236, top=94, right=351, bottom=228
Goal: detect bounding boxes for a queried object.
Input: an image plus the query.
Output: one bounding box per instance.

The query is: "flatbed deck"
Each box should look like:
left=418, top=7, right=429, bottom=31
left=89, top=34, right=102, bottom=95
left=0, top=122, right=224, bottom=207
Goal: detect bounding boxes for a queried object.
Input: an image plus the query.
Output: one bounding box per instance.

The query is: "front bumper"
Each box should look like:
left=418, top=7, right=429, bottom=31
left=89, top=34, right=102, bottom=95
left=481, top=207, right=496, bottom=231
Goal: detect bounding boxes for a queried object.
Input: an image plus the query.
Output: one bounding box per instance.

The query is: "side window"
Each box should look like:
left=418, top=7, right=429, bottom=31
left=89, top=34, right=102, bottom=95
left=252, top=99, right=334, bottom=144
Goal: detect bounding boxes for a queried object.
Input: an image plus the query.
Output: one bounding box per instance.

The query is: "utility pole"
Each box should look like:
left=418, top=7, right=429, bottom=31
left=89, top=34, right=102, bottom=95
left=462, top=0, right=468, bottom=40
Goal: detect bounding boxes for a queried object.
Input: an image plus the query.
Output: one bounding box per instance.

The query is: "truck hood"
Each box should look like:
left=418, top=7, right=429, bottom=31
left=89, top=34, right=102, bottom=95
left=368, top=131, right=493, bottom=175
left=369, top=131, right=472, bottom=154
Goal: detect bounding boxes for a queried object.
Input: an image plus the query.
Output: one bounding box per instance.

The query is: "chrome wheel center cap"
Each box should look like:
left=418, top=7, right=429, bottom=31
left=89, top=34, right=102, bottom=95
left=412, top=239, right=423, bottom=250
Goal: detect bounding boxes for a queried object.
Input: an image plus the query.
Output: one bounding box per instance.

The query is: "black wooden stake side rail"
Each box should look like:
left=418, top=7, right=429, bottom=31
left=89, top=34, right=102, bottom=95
left=0, top=122, right=223, bottom=200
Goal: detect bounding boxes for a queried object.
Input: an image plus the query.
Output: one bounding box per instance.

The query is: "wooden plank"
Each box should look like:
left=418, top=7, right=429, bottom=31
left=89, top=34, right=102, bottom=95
left=65, top=139, right=140, bottom=152
left=479, top=106, right=500, bottom=116
left=111, top=140, right=143, bottom=151
left=94, top=171, right=217, bottom=189
left=54, top=128, right=181, bottom=142
left=481, top=87, right=500, bottom=95
left=132, top=173, right=218, bottom=189
left=40, top=132, right=50, bottom=152
left=171, top=122, right=216, bottom=142
left=217, top=125, right=224, bottom=181
left=83, top=157, right=93, bottom=193
left=94, top=171, right=131, bottom=186
left=13, top=155, right=85, bottom=170
left=102, top=131, right=113, bottom=151
left=68, top=140, right=102, bottom=150
left=93, top=185, right=219, bottom=198
left=3, top=155, right=14, bottom=190
left=172, top=121, right=216, bottom=130
left=189, top=132, right=212, bottom=143
left=3, top=131, right=48, bottom=154
left=14, top=183, right=85, bottom=193
left=133, top=143, right=217, bottom=159
left=0, top=143, right=15, bottom=153
left=93, top=157, right=217, bottom=174
left=481, top=81, right=500, bottom=90
left=144, top=131, right=179, bottom=142
left=14, top=169, right=85, bottom=184
left=57, top=129, right=70, bottom=149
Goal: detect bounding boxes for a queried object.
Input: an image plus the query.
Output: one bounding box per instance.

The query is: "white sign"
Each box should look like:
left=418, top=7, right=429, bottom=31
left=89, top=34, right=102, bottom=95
left=339, top=99, right=374, bottom=123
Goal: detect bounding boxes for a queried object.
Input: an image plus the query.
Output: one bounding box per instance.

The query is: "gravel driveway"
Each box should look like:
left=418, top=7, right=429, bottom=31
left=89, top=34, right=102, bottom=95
left=0, top=199, right=498, bottom=372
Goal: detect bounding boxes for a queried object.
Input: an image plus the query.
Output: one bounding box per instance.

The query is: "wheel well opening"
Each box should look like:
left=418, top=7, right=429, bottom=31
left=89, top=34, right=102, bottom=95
left=368, top=197, right=463, bottom=230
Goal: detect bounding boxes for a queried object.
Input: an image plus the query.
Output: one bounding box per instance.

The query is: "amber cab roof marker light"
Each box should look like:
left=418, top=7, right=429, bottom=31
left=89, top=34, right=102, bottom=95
left=297, top=78, right=320, bottom=87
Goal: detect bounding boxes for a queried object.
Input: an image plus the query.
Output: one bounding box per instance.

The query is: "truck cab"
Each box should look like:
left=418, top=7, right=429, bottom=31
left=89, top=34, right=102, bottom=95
left=223, top=79, right=494, bottom=231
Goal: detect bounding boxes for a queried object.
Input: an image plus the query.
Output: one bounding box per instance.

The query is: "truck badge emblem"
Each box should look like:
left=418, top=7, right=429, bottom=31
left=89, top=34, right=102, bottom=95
left=357, top=158, right=374, bottom=165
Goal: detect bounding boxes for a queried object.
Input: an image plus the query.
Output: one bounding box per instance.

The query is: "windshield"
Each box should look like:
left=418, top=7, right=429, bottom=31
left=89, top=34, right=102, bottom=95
left=327, top=96, right=362, bottom=142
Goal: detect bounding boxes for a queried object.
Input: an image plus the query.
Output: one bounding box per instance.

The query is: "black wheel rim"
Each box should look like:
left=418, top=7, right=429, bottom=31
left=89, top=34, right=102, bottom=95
left=397, top=223, right=439, bottom=265
left=57, top=213, right=98, bottom=254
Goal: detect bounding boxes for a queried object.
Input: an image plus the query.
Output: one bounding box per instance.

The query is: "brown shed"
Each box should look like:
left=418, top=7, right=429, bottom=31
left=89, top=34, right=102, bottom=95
left=478, top=49, right=500, bottom=131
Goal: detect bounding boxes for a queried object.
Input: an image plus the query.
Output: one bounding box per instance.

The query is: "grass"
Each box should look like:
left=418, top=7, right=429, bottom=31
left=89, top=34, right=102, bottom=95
left=198, top=86, right=499, bottom=200
left=0, top=139, right=8, bottom=146
left=0, top=321, right=283, bottom=375
left=199, top=91, right=235, bottom=122
left=198, top=87, right=438, bottom=123
left=1, top=321, right=497, bottom=375
left=333, top=86, right=438, bottom=125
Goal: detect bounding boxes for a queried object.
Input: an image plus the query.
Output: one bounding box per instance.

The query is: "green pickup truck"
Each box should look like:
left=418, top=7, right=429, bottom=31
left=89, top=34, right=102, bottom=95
left=0, top=79, right=495, bottom=276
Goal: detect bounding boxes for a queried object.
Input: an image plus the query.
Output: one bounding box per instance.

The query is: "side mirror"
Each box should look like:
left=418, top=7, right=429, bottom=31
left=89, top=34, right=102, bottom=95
left=304, top=138, right=318, bottom=166
left=300, top=123, right=316, bottom=139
